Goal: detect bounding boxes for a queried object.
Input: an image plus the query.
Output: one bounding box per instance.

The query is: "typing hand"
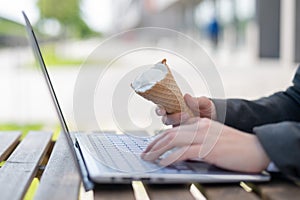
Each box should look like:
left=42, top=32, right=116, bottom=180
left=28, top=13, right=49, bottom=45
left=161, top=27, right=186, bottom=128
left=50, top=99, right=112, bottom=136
left=142, top=118, right=270, bottom=173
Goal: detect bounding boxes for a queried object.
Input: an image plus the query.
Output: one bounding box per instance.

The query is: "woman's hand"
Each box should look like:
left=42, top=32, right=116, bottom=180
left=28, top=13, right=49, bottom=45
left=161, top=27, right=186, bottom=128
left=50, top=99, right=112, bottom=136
left=156, top=94, right=217, bottom=126
left=141, top=118, right=270, bottom=173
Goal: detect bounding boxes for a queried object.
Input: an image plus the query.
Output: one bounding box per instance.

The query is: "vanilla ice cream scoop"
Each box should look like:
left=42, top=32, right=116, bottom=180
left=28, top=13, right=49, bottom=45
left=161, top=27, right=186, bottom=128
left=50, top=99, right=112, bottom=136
left=131, top=62, right=168, bottom=92
left=131, top=59, right=194, bottom=116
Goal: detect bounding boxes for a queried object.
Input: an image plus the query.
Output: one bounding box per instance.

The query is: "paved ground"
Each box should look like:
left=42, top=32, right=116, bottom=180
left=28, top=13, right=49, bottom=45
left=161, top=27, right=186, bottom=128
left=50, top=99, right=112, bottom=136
left=0, top=40, right=297, bottom=132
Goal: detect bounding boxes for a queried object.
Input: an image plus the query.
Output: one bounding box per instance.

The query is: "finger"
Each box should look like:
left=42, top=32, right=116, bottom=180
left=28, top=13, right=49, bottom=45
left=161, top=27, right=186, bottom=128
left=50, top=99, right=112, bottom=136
left=148, top=129, right=193, bottom=153
left=162, top=112, right=189, bottom=125
left=159, top=145, right=201, bottom=166
left=169, top=119, right=211, bottom=143
left=181, top=117, right=200, bottom=125
left=184, top=94, right=200, bottom=116
left=197, top=96, right=214, bottom=118
left=180, top=117, right=212, bottom=132
left=142, top=119, right=211, bottom=159
left=142, top=128, right=201, bottom=161
left=142, top=133, right=176, bottom=161
left=155, top=105, right=166, bottom=116
left=142, top=131, right=170, bottom=154
left=197, top=96, right=212, bottom=109
left=171, top=118, right=201, bottom=131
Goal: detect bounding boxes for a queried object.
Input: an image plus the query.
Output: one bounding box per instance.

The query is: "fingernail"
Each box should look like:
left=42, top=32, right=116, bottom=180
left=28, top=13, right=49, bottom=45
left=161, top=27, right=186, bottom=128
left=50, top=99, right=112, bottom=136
left=157, top=108, right=163, bottom=115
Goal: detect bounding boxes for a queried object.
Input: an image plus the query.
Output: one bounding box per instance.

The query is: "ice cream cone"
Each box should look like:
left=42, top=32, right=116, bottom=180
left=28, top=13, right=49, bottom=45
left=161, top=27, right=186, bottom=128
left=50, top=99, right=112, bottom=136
left=132, top=59, right=194, bottom=117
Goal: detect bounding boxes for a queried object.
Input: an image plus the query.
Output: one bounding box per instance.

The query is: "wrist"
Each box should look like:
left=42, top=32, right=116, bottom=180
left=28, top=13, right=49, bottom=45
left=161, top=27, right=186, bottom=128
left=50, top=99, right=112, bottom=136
left=252, top=135, right=271, bottom=171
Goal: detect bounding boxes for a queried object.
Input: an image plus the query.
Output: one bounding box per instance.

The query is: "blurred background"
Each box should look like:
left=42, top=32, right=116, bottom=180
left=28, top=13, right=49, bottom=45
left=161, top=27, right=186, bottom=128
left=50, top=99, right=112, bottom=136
left=0, top=0, right=299, bottom=132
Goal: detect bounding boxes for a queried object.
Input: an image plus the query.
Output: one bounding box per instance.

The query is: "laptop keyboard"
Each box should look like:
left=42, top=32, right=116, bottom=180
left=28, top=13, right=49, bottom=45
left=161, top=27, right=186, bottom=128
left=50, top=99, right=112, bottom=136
left=87, top=133, right=195, bottom=174
left=87, top=134, right=162, bottom=173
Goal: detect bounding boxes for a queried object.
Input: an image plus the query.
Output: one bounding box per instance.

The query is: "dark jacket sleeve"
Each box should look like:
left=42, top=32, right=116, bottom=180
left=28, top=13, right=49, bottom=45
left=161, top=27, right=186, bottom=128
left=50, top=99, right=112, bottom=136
left=255, top=122, right=300, bottom=179
left=212, top=67, right=300, bottom=180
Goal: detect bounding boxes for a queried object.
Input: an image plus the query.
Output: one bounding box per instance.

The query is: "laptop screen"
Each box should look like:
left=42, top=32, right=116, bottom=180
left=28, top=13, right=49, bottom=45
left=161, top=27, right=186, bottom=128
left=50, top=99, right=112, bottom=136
left=22, top=11, right=70, bottom=135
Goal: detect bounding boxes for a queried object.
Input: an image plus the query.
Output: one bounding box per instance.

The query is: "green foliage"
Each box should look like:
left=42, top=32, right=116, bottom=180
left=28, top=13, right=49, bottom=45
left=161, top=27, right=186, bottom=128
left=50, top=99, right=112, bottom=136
left=29, top=43, right=109, bottom=68
left=39, top=44, right=83, bottom=67
left=0, top=123, right=43, bottom=140
left=37, top=0, right=96, bottom=38
left=38, top=0, right=80, bottom=24
left=0, top=17, right=25, bottom=36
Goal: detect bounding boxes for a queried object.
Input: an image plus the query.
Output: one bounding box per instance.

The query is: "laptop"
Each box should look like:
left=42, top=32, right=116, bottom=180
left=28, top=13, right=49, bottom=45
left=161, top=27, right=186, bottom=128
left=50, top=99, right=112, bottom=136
left=22, top=11, right=270, bottom=190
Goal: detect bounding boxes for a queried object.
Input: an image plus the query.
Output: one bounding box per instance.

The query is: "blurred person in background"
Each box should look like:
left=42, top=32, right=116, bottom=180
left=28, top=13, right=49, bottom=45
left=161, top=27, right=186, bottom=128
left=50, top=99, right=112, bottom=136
left=207, top=16, right=220, bottom=48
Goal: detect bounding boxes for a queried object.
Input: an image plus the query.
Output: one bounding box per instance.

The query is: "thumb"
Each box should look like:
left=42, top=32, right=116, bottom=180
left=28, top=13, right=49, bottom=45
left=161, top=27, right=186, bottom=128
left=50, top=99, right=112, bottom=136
left=185, top=94, right=215, bottom=119
left=184, top=94, right=200, bottom=116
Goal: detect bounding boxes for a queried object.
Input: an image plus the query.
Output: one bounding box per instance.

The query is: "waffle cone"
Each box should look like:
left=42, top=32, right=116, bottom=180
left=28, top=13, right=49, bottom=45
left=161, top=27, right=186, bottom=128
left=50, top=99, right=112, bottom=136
left=134, top=59, right=194, bottom=117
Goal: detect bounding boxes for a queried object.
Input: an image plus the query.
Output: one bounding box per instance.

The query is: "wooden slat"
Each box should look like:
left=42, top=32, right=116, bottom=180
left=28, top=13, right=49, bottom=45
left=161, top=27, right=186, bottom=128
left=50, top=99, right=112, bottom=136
left=200, top=183, right=260, bottom=200
left=0, top=131, right=21, bottom=161
left=94, top=184, right=135, bottom=200
left=0, top=131, right=52, bottom=200
left=255, top=178, right=300, bottom=200
left=34, top=132, right=81, bottom=200
left=144, top=184, right=195, bottom=200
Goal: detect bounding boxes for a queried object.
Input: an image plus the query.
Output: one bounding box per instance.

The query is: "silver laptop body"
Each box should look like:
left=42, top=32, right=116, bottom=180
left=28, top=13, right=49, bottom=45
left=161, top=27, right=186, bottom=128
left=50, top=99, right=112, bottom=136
left=22, top=11, right=270, bottom=190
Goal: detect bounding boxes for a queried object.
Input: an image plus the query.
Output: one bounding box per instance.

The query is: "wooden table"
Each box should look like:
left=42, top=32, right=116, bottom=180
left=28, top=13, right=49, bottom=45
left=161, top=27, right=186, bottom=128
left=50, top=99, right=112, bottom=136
left=0, top=131, right=299, bottom=200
